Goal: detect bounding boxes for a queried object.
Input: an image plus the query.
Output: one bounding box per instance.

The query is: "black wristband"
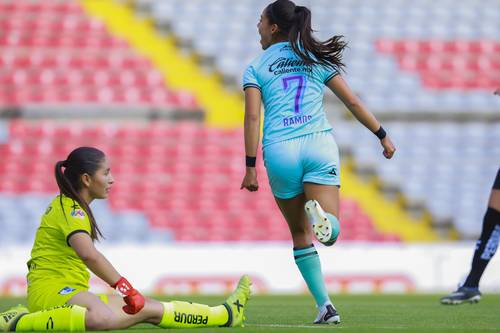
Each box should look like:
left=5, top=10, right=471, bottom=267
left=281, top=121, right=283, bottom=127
left=374, top=126, right=386, bottom=140
left=246, top=156, right=256, bottom=167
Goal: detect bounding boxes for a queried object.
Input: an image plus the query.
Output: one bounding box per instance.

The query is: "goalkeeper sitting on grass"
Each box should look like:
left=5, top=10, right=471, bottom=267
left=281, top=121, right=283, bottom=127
left=0, top=147, right=251, bottom=332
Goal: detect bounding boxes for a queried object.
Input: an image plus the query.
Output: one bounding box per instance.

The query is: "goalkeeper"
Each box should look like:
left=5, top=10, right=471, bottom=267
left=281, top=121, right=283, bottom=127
left=0, top=147, right=251, bottom=332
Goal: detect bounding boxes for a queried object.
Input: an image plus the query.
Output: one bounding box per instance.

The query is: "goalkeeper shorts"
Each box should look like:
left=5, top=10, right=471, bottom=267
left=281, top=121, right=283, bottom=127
left=28, top=282, right=109, bottom=312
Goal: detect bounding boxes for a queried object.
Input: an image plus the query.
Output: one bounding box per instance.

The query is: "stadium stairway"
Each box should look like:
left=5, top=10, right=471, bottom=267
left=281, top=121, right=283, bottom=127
left=80, top=0, right=244, bottom=128
left=341, top=161, right=437, bottom=241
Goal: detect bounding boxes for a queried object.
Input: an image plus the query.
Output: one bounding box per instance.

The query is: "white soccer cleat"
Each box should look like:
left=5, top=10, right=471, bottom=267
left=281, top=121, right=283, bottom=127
left=305, top=200, right=339, bottom=246
left=314, top=304, right=340, bottom=324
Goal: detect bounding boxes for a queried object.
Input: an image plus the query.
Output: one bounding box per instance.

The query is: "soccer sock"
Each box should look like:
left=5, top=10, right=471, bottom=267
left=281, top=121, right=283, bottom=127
left=294, top=244, right=331, bottom=308
left=325, top=213, right=341, bottom=241
left=14, top=304, right=86, bottom=332
left=463, top=207, right=500, bottom=288
left=157, top=301, right=229, bottom=328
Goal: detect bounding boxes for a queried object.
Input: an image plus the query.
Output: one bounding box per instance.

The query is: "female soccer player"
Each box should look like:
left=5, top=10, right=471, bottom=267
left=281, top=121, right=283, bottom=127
left=441, top=91, right=500, bottom=304
left=0, top=147, right=250, bottom=332
left=441, top=89, right=500, bottom=305
left=240, top=0, right=395, bottom=324
left=441, top=168, right=500, bottom=304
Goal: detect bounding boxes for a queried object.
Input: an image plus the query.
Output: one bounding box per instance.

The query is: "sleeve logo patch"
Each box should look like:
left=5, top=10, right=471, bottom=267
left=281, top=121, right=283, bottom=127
left=58, top=287, right=76, bottom=295
left=71, top=209, right=86, bottom=219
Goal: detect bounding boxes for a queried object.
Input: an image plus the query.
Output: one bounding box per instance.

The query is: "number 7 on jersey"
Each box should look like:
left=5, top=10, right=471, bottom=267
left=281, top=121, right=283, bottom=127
left=282, top=75, right=306, bottom=114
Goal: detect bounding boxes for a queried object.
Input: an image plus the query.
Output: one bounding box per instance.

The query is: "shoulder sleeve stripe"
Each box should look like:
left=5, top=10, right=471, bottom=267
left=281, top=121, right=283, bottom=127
left=324, top=72, right=339, bottom=84
left=243, top=83, right=262, bottom=92
left=66, top=230, right=90, bottom=246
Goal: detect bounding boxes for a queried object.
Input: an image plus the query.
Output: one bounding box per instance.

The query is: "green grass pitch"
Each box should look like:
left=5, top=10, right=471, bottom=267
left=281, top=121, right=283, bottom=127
left=2, top=294, right=500, bottom=332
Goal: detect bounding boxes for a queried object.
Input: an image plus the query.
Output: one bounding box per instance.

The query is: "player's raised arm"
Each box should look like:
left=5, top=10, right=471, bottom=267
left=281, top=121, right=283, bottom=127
left=326, top=75, right=396, bottom=159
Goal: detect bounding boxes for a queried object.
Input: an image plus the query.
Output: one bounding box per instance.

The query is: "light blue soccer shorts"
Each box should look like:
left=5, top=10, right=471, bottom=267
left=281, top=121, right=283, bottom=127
left=263, top=130, right=341, bottom=199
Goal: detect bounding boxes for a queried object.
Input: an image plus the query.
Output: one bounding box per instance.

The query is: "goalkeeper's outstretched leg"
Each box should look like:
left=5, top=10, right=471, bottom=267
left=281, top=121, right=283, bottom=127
left=1, top=275, right=251, bottom=332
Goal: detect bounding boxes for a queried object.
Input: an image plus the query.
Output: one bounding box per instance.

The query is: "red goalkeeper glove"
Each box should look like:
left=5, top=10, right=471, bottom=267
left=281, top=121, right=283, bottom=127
left=112, top=277, right=145, bottom=314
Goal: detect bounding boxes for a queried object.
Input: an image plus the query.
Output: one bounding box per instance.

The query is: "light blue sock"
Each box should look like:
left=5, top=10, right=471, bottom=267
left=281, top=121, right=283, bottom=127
left=325, top=213, right=340, bottom=245
left=294, top=244, right=330, bottom=307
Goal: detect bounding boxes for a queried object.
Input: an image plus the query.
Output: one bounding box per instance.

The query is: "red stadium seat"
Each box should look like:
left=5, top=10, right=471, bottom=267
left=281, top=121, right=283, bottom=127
left=0, top=0, right=199, bottom=110
left=377, top=38, right=500, bottom=91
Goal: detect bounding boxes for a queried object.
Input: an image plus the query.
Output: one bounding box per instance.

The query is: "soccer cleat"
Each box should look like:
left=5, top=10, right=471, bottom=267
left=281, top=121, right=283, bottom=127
left=222, top=275, right=252, bottom=327
left=0, top=305, right=28, bottom=331
left=314, top=304, right=340, bottom=324
left=440, top=287, right=481, bottom=305
left=305, top=200, right=340, bottom=246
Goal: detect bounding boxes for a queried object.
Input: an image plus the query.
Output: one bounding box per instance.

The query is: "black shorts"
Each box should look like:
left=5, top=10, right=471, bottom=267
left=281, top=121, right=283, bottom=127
left=494, top=168, right=500, bottom=190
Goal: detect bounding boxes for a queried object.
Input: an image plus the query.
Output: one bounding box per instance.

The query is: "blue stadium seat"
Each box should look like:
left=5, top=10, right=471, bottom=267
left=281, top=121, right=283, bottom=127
left=0, top=194, right=172, bottom=244
left=333, top=121, right=499, bottom=237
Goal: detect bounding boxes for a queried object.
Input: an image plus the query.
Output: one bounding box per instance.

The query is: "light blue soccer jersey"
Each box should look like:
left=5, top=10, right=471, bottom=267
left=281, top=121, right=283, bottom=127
left=242, top=42, right=338, bottom=147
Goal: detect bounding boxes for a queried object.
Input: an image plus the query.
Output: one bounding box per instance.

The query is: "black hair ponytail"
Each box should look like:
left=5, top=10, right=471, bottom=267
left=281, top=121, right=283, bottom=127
left=54, top=147, right=105, bottom=241
left=266, top=0, right=347, bottom=70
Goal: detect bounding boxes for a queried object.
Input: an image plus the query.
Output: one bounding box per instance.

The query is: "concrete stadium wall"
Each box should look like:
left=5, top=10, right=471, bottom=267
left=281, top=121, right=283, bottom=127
left=1, top=243, right=499, bottom=296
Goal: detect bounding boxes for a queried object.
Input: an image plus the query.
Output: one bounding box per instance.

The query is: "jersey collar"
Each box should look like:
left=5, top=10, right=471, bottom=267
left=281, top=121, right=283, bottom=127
left=266, top=41, right=289, bottom=52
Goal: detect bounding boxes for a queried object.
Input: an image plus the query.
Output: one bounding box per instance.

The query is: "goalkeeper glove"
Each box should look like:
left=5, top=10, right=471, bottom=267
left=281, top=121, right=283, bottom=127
left=112, top=277, right=145, bottom=314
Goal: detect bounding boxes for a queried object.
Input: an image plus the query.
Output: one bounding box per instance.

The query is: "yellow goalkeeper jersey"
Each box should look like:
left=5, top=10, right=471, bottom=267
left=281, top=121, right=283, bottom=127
left=27, top=194, right=92, bottom=291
